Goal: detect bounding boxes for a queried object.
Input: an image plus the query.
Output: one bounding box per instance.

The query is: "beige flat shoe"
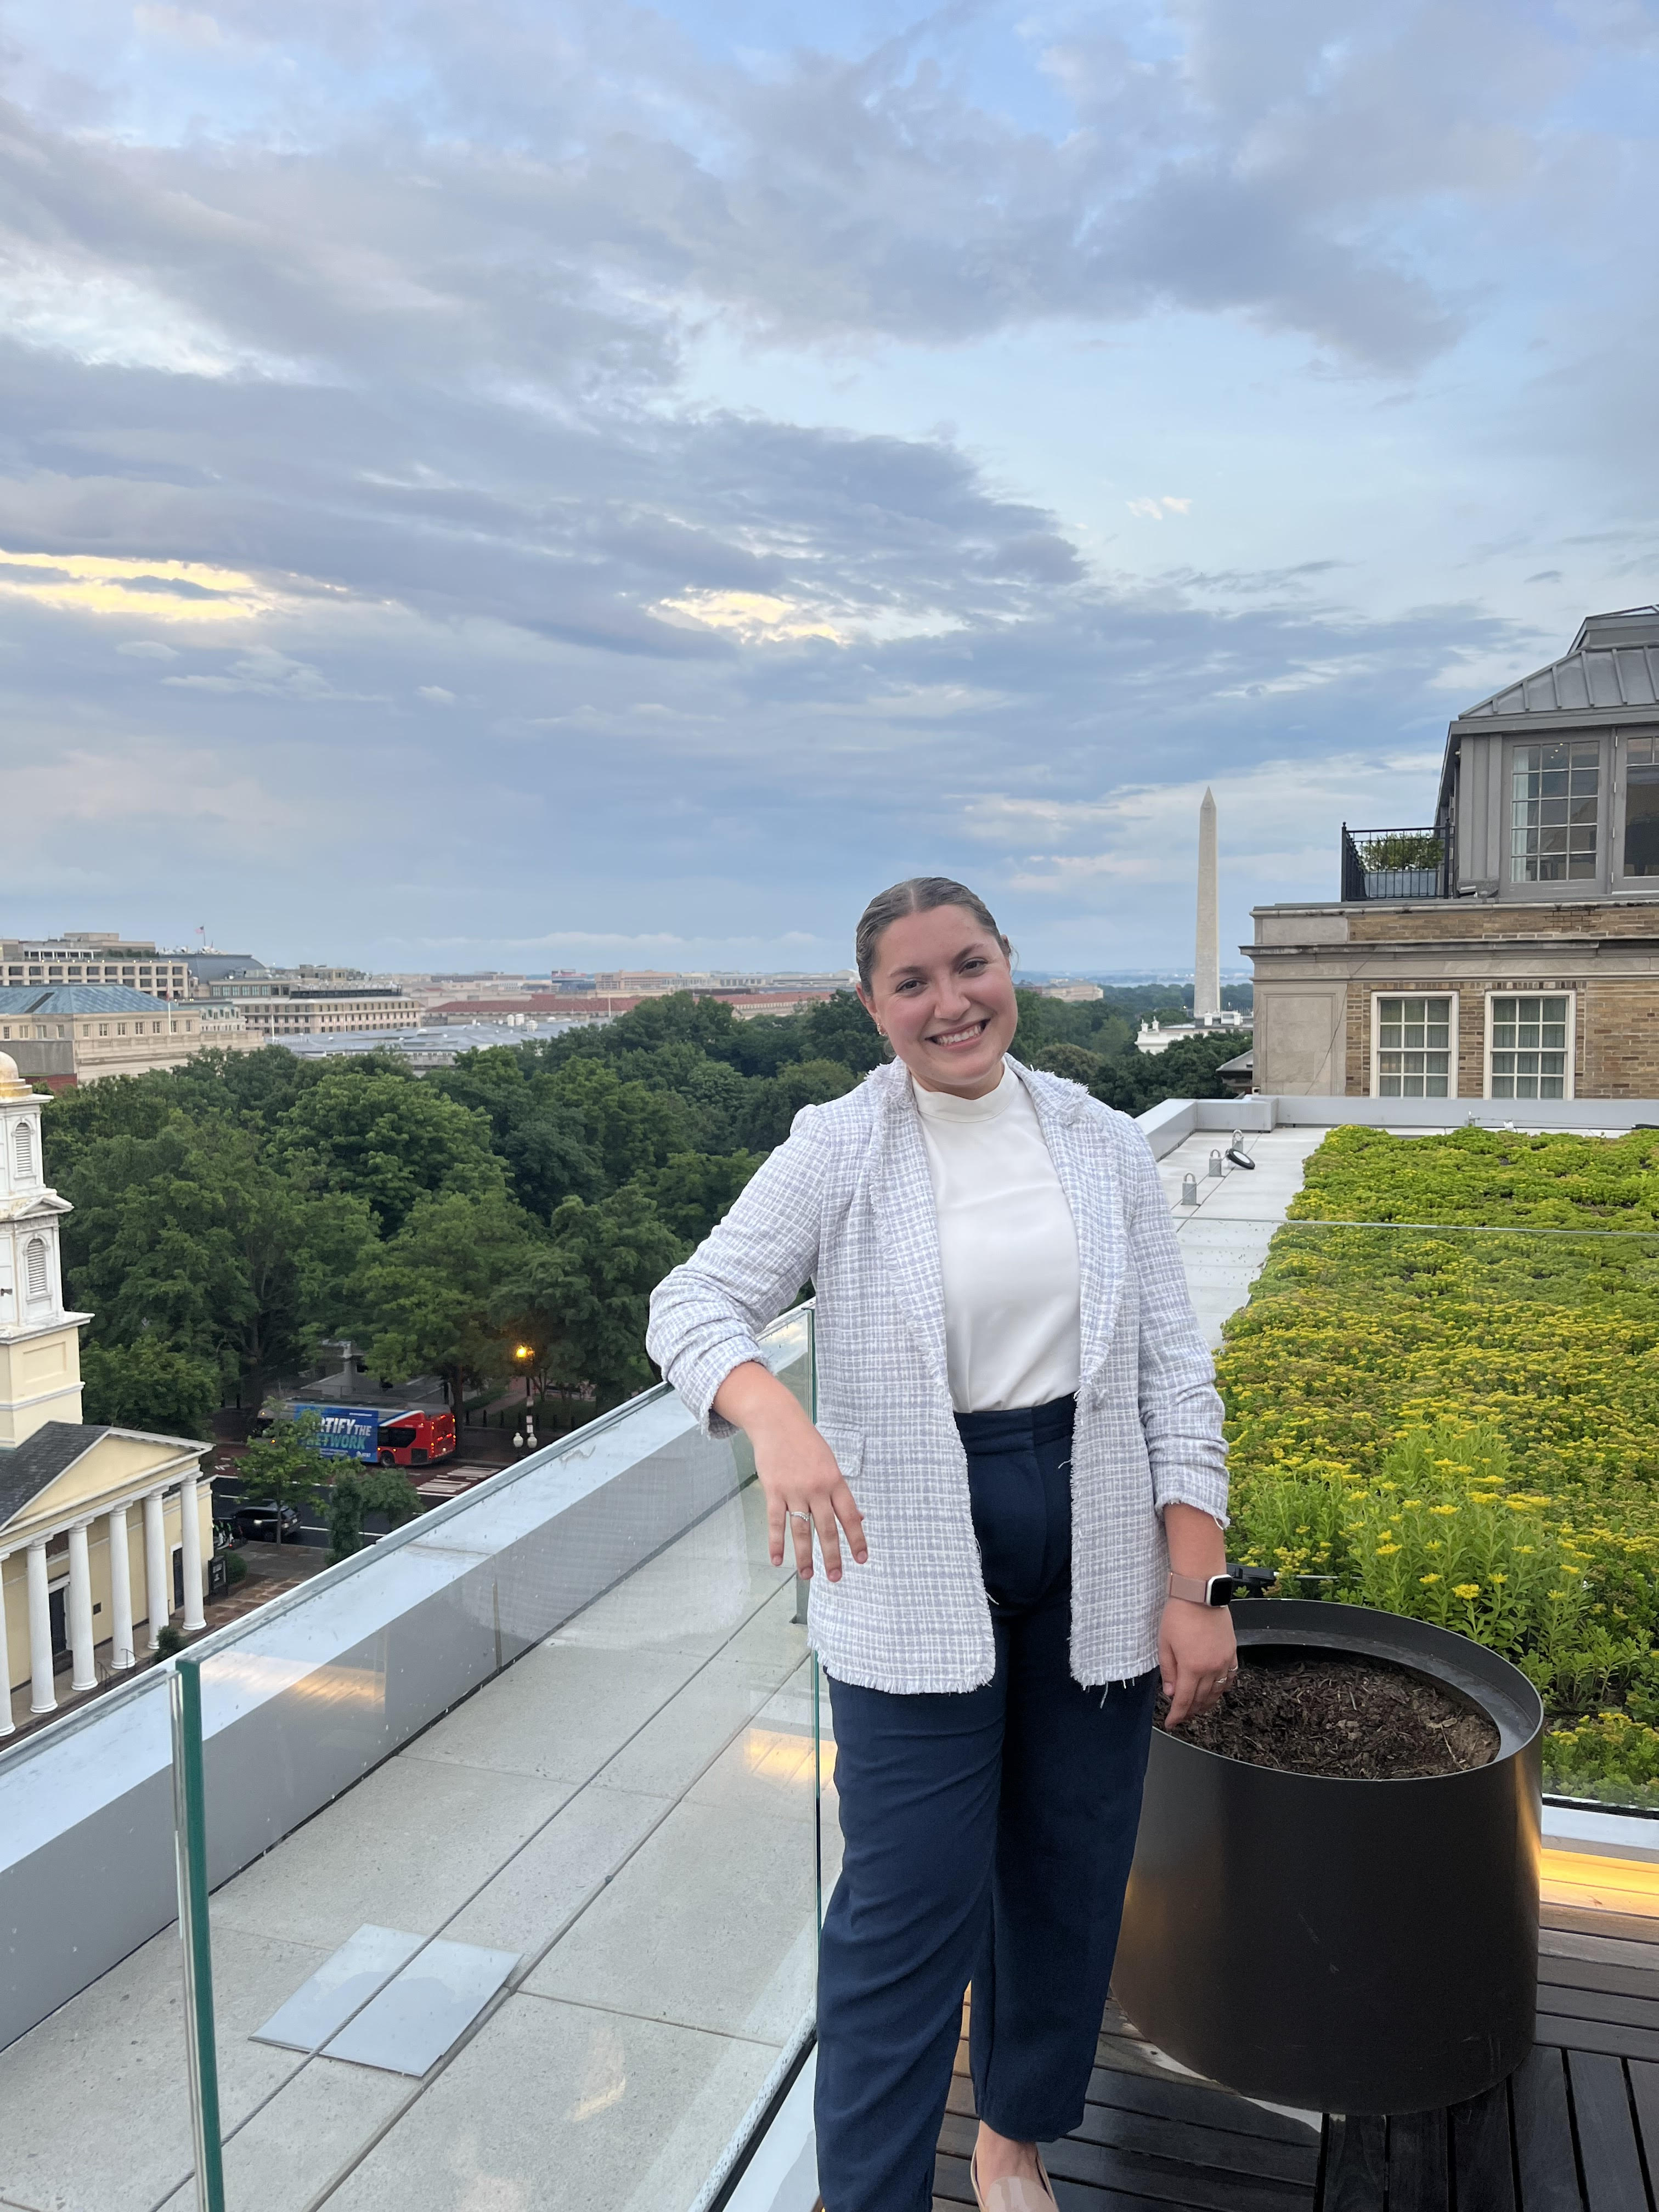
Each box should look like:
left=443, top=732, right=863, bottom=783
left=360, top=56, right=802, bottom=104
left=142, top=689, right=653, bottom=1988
left=970, top=2143, right=1057, bottom=2211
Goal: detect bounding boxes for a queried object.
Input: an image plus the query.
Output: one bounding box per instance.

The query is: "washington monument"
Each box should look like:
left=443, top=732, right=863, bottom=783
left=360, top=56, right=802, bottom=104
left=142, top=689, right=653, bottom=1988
left=1195, top=787, right=1220, bottom=1020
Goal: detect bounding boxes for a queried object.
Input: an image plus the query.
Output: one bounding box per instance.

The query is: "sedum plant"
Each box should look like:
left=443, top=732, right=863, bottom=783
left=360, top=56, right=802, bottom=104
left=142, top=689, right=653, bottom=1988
left=1220, top=1126, right=1659, bottom=1802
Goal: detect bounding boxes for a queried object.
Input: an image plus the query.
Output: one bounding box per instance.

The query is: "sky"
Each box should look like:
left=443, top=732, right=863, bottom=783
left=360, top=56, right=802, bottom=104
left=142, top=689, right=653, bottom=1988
left=1, top=0, right=1656, bottom=977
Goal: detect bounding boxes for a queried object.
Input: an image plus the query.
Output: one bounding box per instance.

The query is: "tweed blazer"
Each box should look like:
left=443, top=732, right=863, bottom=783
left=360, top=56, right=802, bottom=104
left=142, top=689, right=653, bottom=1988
left=646, top=1057, right=1227, bottom=1694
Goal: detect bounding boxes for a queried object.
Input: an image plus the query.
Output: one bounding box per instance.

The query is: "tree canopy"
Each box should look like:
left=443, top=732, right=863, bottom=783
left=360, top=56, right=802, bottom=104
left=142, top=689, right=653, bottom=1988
left=44, top=982, right=1247, bottom=1435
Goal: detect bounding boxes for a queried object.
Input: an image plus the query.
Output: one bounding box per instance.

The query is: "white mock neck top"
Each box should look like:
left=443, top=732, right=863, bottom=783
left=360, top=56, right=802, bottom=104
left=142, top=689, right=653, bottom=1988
left=911, top=1064, right=1082, bottom=1414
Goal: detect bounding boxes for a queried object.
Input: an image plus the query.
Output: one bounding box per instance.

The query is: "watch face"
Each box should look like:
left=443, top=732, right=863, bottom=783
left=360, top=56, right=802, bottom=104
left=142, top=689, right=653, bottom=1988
left=1208, top=1575, right=1238, bottom=1607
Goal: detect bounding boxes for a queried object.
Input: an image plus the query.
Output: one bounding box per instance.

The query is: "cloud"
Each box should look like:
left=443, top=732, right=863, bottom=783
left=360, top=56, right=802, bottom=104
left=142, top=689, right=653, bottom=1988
left=0, top=0, right=1650, bottom=969
left=983, top=749, right=1446, bottom=914
left=132, top=5, right=225, bottom=47
left=4, top=738, right=306, bottom=835
left=654, top=589, right=851, bottom=645
left=161, top=646, right=381, bottom=700
left=0, top=546, right=267, bottom=621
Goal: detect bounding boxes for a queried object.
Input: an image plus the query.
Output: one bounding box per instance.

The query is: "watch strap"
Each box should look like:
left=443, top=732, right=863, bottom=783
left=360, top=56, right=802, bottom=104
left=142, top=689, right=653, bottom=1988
left=1167, top=1570, right=1231, bottom=1606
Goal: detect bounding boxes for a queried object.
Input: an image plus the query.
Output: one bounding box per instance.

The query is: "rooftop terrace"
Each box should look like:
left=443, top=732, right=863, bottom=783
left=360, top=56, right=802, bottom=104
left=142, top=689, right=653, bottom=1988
left=7, top=1097, right=1659, bottom=2212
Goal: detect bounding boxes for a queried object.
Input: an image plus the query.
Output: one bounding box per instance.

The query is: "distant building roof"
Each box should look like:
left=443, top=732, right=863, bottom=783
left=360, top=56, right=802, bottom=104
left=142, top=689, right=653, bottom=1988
left=278, top=1020, right=592, bottom=1064
left=1457, top=606, right=1659, bottom=725
left=0, top=1424, right=110, bottom=1531
left=428, top=996, right=604, bottom=1016
left=0, top=985, right=171, bottom=1015
left=183, top=953, right=267, bottom=983
left=0, top=1418, right=208, bottom=1534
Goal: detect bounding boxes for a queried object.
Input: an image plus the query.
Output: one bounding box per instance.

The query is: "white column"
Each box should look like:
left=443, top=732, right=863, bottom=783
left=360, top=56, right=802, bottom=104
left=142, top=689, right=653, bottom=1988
left=143, top=1490, right=169, bottom=1651
left=0, top=1555, right=14, bottom=1737
left=108, top=1503, right=135, bottom=1669
left=178, top=1474, right=206, bottom=1633
left=26, top=1542, right=55, bottom=1714
left=66, top=1521, right=95, bottom=1691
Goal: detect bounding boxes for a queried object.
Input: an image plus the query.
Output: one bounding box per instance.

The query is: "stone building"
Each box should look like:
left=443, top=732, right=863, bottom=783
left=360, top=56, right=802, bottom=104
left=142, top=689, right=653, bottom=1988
left=0, top=934, right=193, bottom=999
left=0, top=986, right=257, bottom=1089
left=1250, top=606, right=1659, bottom=1098
left=0, top=1053, right=212, bottom=1731
left=211, top=980, right=422, bottom=1036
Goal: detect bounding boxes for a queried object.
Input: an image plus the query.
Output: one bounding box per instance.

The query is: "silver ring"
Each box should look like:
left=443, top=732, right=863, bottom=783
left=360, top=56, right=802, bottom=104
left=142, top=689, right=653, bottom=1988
left=786, top=1510, right=811, bottom=1526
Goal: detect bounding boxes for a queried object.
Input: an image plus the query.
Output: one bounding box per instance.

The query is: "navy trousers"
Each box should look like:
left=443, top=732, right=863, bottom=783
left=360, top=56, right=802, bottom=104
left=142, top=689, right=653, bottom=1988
left=815, top=1396, right=1158, bottom=2212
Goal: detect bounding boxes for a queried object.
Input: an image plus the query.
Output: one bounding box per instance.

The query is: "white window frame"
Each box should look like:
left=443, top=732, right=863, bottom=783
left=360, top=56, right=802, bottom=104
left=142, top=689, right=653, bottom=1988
left=1506, top=736, right=1605, bottom=892
left=1483, top=990, right=1577, bottom=1101
left=1370, top=991, right=1459, bottom=1100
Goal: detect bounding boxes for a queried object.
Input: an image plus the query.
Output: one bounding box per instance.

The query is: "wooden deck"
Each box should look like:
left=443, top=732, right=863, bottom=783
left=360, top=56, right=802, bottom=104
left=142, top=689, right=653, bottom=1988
left=933, top=1876, right=1659, bottom=2212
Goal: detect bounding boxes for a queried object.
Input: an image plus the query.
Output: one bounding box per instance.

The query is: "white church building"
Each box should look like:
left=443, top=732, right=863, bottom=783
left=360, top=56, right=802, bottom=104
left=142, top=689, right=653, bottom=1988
left=0, top=1051, right=213, bottom=1734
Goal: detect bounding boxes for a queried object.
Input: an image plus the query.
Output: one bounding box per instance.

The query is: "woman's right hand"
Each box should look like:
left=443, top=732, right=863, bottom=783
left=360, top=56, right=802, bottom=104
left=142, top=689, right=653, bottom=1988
left=713, top=1362, right=868, bottom=1582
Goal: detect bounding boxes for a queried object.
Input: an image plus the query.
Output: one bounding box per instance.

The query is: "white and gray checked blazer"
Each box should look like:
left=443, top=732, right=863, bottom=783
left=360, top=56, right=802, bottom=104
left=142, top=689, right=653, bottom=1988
left=646, top=1057, right=1227, bottom=1694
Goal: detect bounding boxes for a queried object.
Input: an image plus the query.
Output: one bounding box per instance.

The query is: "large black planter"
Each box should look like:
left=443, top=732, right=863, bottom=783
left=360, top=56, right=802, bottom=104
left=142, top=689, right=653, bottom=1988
left=1112, top=1600, right=1543, bottom=2114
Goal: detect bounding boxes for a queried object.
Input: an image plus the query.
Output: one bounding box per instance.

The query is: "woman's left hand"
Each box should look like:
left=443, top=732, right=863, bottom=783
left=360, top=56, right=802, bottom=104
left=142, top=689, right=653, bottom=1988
left=1158, top=1600, right=1237, bottom=1726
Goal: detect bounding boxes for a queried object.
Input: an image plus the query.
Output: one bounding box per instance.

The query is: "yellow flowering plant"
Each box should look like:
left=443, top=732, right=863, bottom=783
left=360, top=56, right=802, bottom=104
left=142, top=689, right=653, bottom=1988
left=1218, top=1127, right=1659, bottom=1803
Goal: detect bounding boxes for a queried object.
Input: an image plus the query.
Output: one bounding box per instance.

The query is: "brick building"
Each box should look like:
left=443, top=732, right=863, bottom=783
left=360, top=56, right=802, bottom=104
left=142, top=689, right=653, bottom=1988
left=1250, top=606, right=1659, bottom=1098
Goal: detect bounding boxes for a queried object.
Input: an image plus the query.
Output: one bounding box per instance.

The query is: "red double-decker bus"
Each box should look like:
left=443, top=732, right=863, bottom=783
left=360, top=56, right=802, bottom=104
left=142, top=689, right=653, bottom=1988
left=375, top=1409, right=457, bottom=1468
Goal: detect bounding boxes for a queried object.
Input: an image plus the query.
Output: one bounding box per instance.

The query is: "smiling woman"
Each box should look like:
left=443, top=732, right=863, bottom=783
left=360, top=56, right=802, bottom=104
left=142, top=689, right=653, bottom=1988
left=647, top=874, right=1232, bottom=2212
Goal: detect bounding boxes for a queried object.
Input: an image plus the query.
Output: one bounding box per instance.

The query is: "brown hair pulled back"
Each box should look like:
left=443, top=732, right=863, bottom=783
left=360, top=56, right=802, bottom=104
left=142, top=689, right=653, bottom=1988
left=854, top=878, right=1011, bottom=991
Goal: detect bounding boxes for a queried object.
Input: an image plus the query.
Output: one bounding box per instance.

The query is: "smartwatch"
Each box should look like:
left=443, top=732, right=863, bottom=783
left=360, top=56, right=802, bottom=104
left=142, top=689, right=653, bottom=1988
left=1167, top=1570, right=1238, bottom=1607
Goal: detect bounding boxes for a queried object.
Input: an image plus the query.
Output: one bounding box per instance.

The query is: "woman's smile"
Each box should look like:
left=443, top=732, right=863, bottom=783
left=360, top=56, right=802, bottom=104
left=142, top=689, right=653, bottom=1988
left=859, top=902, right=1020, bottom=1096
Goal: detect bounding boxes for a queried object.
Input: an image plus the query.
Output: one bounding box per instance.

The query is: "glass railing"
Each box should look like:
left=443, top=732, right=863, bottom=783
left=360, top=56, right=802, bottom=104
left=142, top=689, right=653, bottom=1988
left=8, top=1172, right=1659, bottom=2207
left=0, top=1654, right=180, bottom=2211
left=1212, top=1216, right=1659, bottom=1816
left=1, top=1306, right=822, bottom=2212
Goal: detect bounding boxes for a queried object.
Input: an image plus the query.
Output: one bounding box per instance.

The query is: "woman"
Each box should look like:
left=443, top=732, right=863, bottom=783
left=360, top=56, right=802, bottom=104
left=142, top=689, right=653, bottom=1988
left=647, top=878, right=1234, bottom=2212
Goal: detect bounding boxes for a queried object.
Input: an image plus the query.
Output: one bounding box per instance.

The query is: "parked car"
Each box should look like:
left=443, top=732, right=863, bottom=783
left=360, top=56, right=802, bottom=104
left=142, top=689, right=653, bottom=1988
left=230, top=1501, right=302, bottom=1543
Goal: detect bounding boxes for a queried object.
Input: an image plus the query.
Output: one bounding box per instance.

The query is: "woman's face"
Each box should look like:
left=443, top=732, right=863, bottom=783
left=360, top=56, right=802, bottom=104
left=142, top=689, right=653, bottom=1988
left=858, top=902, right=1019, bottom=1097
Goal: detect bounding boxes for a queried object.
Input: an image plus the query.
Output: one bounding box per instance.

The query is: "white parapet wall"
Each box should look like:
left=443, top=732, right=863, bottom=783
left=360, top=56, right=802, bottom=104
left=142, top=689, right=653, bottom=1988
left=1135, top=1092, right=1659, bottom=1161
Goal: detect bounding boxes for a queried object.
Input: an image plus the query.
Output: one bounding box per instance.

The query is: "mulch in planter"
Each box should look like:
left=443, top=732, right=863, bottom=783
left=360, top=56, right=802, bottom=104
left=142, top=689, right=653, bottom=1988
left=1161, top=1650, right=1500, bottom=1779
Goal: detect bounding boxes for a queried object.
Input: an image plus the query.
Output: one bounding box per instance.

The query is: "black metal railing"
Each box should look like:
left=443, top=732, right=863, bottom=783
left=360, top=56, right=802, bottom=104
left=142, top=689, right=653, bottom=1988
left=1340, top=824, right=1449, bottom=902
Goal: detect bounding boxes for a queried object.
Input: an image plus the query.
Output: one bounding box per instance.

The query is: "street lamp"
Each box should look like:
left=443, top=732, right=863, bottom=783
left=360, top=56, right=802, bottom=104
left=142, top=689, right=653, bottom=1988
left=514, top=1344, right=536, bottom=1452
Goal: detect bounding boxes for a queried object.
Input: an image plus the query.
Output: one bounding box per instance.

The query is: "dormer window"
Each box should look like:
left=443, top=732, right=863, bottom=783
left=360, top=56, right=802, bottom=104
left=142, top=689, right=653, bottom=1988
left=1511, top=741, right=1599, bottom=882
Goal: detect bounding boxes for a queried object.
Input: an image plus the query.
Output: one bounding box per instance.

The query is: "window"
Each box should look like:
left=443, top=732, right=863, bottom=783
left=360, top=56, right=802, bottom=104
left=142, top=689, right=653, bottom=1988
left=1488, top=994, right=1572, bottom=1099
left=1624, top=736, right=1659, bottom=878
left=116, top=1023, right=127, bottom=1036
left=1511, top=741, right=1599, bottom=881
left=98, top=1023, right=109, bottom=1036
left=13, top=1120, right=35, bottom=1181
left=1374, top=996, right=1454, bottom=1097
left=25, top=1237, right=48, bottom=1301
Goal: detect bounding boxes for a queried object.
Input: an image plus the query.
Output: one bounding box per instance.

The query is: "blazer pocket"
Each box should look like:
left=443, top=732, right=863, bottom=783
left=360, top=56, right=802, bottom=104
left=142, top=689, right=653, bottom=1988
left=816, top=1423, right=864, bottom=1485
